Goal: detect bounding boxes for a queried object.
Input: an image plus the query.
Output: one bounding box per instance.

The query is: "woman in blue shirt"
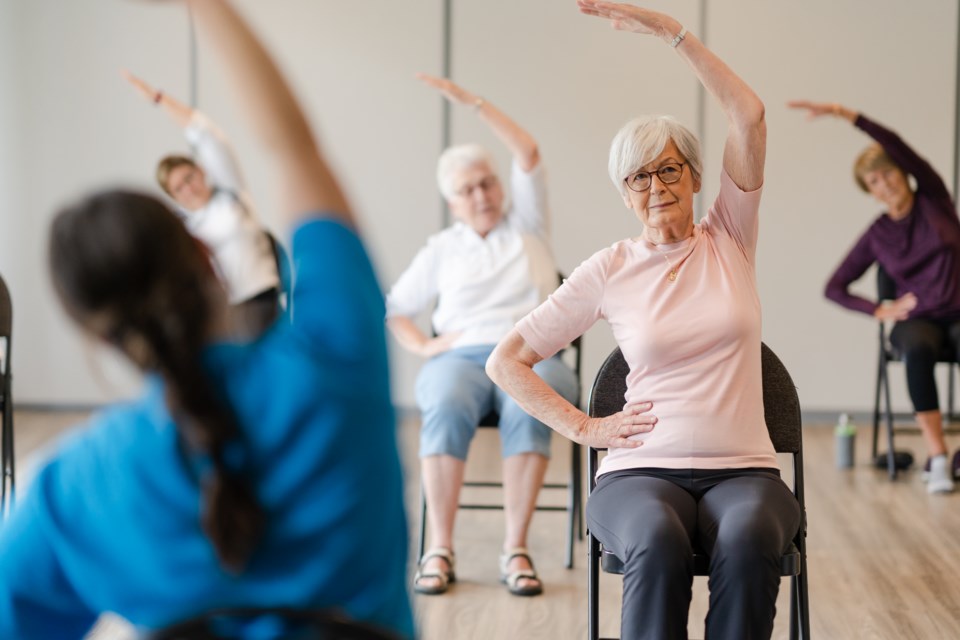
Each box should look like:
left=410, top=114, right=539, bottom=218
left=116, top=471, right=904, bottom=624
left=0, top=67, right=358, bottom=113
left=0, top=1, right=413, bottom=638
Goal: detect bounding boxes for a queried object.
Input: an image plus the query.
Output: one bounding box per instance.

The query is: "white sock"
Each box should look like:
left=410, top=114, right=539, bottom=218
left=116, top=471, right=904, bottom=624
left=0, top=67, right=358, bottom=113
left=928, top=455, right=955, bottom=494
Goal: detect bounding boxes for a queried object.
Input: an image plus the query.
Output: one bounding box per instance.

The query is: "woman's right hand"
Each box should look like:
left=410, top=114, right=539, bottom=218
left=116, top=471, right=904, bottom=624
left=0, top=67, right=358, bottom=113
left=419, top=332, right=462, bottom=358
left=122, top=69, right=158, bottom=102
left=874, top=292, right=918, bottom=321
left=578, top=402, right=657, bottom=449
left=787, top=100, right=857, bottom=123
left=415, top=73, right=479, bottom=107
left=577, top=1, right=680, bottom=43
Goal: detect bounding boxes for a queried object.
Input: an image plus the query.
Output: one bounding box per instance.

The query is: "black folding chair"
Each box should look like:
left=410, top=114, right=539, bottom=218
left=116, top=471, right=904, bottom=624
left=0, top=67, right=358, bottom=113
left=585, top=343, right=810, bottom=640
left=149, top=607, right=402, bottom=640
left=0, top=273, right=13, bottom=516
left=265, top=231, right=292, bottom=313
left=873, top=265, right=958, bottom=479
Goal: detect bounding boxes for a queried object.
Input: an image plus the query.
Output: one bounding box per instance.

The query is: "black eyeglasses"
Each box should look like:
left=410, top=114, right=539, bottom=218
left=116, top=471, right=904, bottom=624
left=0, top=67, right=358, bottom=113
left=624, top=162, right=686, bottom=192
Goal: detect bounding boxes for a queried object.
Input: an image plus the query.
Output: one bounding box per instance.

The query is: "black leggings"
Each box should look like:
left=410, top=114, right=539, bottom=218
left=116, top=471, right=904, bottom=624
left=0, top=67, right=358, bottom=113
left=889, top=318, right=960, bottom=413
left=587, top=468, right=801, bottom=640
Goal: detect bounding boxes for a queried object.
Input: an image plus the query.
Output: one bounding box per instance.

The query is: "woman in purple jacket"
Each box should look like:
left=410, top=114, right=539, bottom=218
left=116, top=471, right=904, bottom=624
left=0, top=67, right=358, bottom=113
left=791, top=100, right=960, bottom=494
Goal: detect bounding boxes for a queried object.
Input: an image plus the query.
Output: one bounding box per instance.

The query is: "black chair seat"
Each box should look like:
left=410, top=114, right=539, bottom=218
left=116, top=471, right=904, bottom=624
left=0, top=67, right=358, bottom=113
left=600, top=542, right=802, bottom=577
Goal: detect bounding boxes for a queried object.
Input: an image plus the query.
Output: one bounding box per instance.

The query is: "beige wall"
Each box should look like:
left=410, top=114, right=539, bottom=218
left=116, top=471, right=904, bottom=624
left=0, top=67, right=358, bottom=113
left=2, top=0, right=958, bottom=416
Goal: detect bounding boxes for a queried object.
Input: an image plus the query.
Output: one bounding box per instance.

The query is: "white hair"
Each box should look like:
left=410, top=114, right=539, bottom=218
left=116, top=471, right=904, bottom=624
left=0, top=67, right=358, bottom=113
left=608, top=115, right=702, bottom=197
left=436, top=144, right=498, bottom=200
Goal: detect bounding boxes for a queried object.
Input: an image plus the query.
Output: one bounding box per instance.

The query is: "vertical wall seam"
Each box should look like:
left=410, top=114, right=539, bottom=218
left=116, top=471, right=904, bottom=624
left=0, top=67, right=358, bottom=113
left=695, top=0, right=707, bottom=222
left=440, top=0, right=453, bottom=228
left=187, top=5, right=198, bottom=109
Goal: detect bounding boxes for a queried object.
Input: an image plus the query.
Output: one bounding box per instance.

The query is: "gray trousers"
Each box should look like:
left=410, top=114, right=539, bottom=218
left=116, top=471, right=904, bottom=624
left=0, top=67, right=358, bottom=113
left=587, top=468, right=801, bottom=640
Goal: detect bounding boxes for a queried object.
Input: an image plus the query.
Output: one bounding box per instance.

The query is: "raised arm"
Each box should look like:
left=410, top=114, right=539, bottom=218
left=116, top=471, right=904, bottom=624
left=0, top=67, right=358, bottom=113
left=417, top=73, right=540, bottom=172
left=185, top=0, right=351, bottom=228
left=578, top=1, right=765, bottom=191
left=123, top=69, right=194, bottom=128
left=788, top=101, right=952, bottom=202
left=487, top=330, right=657, bottom=449
left=124, top=71, right=245, bottom=192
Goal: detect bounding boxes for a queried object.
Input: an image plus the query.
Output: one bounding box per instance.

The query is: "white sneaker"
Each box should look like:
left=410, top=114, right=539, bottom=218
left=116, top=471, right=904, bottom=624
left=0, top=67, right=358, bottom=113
left=927, top=455, right=955, bottom=494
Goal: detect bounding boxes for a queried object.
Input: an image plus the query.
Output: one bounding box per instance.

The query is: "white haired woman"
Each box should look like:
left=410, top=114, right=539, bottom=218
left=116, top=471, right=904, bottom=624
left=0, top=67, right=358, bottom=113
left=386, top=75, right=578, bottom=596
left=487, top=2, right=800, bottom=637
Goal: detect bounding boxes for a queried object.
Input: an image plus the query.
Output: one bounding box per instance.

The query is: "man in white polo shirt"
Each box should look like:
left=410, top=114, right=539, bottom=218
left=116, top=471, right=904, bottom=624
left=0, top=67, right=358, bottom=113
left=386, top=75, right=578, bottom=598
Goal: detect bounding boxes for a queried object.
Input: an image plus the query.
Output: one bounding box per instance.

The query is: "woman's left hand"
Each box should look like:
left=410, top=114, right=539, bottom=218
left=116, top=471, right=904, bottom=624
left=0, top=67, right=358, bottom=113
left=122, top=69, right=158, bottom=102
left=577, top=0, right=680, bottom=43
left=787, top=100, right=857, bottom=123
left=416, top=73, right=479, bottom=107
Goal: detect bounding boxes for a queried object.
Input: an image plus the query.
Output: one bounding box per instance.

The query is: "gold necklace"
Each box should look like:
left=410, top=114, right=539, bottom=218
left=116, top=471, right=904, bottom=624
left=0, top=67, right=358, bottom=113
left=658, top=237, right=697, bottom=283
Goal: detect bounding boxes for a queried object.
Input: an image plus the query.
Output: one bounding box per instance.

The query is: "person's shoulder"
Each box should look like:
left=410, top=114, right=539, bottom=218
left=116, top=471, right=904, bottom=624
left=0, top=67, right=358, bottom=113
left=44, top=392, right=169, bottom=487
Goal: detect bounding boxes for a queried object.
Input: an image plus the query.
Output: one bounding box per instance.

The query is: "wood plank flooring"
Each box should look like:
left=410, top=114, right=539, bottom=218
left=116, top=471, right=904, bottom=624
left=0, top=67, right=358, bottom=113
left=9, top=410, right=960, bottom=639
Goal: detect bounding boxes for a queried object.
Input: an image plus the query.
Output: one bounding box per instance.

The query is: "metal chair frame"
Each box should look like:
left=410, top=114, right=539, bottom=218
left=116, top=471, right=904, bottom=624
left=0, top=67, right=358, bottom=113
left=0, top=274, right=13, bottom=516
left=585, top=343, right=810, bottom=640
left=872, top=265, right=959, bottom=479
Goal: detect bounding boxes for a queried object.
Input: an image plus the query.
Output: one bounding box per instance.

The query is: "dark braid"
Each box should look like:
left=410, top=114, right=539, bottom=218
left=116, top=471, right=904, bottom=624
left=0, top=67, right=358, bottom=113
left=49, top=190, right=264, bottom=572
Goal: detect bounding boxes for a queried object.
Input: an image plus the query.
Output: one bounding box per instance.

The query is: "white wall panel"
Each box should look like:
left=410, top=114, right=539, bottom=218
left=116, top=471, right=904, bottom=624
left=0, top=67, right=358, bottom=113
left=706, top=0, right=958, bottom=414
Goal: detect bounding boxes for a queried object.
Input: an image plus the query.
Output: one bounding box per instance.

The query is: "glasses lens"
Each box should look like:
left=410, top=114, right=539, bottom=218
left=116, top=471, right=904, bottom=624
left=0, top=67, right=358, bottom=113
left=658, top=163, right=683, bottom=184
left=627, top=172, right=651, bottom=192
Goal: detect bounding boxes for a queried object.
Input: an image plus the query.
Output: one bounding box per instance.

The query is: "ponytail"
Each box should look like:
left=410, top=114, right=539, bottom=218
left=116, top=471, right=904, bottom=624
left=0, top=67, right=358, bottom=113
left=50, top=190, right=264, bottom=572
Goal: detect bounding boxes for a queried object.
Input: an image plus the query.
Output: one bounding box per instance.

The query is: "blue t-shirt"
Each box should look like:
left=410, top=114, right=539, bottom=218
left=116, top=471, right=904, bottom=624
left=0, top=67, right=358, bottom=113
left=0, top=219, right=413, bottom=639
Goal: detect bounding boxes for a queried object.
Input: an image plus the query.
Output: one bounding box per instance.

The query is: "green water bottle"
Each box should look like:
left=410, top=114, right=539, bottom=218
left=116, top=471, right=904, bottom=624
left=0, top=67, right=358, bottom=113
left=835, top=413, right=856, bottom=469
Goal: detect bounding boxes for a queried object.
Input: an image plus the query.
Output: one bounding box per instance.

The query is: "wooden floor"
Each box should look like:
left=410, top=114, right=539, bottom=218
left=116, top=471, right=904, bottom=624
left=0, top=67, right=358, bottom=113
left=10, top=411, right=960, bottom=640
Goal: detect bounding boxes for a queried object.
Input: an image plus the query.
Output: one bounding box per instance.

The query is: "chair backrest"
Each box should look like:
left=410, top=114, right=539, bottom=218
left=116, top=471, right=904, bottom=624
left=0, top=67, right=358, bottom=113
left=148, top=608, right=401, bottom=640
left=876, top=263, right=897, bottom=302
left=265, top=231, right=293, bottom=305
left=0, top=273, right=10, bottom=375
left=587, top=343, right=801, bottom=455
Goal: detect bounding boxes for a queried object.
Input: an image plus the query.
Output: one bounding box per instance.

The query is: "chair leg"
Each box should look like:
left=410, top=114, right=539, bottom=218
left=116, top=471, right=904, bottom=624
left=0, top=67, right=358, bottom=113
left=587, top=531, right=600, bottom=640
left=417, top=482, right=427, bottom=562
left=881, top=360, right=897, bottom=480
left=1, top=400, right=10, bottom=515
left=574, top=443, right=583, bottom=544
left=873, top=354, right=884, bottom=459
left=798, top=554, right=811, bottom=640
left=948, top=364, right=956, bottom=425
left=789, top=576, right=799, bottom=640
left=566, top=450, right=575, bottom=570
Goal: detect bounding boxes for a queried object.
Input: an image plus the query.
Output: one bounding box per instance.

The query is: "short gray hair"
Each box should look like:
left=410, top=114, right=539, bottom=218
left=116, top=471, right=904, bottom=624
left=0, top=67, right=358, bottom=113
left=608, top=115, right=702, bottom=197
left=437, top=144, right=498, bottom=200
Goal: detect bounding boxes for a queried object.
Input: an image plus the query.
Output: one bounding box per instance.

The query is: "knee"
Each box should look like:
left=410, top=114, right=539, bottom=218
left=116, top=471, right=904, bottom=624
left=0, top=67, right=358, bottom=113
left=622, top=523, right=692, bottom=573
left=897, top=339, right=939, bottom=363
left=711, top=521, right=784, bottom=574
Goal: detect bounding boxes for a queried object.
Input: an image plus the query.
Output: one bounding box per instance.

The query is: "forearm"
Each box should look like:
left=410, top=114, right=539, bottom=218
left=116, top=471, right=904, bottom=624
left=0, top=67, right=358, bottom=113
left=185, top=0, right=351, bottom=227
left=386, top=316, right=430, bottom=356
left=156, top=91, right=194, bottom=129
left=671, top=28, right=765, bottom=188
left=855, top=113, right=948, bottom=197
left=476, top=100, right=540, bottom=172
left=486, top=333, right=587, bottom=442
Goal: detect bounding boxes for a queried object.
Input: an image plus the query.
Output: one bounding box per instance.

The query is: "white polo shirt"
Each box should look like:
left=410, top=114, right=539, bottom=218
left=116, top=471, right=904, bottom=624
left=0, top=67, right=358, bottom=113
left=182, top=113, right=280, bottom=304
left=386, top=161, right=558, bottom=348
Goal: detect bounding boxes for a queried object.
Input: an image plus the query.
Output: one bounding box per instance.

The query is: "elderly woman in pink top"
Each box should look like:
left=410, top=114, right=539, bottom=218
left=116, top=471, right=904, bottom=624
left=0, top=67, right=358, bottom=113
left=487, top=2, right=801, bottom=639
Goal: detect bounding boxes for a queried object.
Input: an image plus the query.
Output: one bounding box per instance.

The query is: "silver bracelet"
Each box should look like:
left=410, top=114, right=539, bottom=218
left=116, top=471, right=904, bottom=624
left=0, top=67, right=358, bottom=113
left=669, top=26, right=687, bottom=48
